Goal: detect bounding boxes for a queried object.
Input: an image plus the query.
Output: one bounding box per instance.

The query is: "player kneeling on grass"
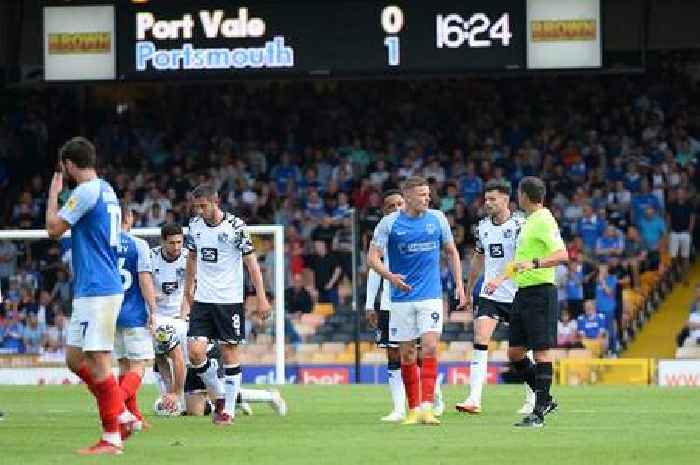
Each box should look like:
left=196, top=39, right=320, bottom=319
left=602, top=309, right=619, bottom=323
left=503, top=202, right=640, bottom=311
left=114, top=204, right=158, bottom=432
left=152, top=323, right=188, bottom=415
left=176, top=344, right=287, bottom=417
left=149, top=224, right=191, bottom=414
left=455, top=180, right=536, bottom=415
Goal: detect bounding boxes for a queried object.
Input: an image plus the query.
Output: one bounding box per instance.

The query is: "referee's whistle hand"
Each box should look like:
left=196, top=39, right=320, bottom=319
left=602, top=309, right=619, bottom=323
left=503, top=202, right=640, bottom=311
left=514, top=261, right=534, bottom=272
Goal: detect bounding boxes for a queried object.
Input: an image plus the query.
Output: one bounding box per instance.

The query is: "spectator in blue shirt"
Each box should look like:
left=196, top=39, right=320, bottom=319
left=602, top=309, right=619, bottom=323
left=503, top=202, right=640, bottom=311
left=577, top=300, right=608, bottom=353
left=631, top=179, right=662, bottom=225
left=304, top=189, right=327, bottom=220
left=638, top=206, right=667, bottom=270
left=270, top=152, right=301, bottom=194
left=595, top=264, right=618, bottom=354
left=577, top=204, right=606, bottom=252
left=22, top=311, right=45, bottom=354
left=0, top=317, right=24, bottom=353
left=459, top=162, right=483, bottom=204
left=565, top=261, right=585, bottom=317
left=596, top=225, right=625, bottom=261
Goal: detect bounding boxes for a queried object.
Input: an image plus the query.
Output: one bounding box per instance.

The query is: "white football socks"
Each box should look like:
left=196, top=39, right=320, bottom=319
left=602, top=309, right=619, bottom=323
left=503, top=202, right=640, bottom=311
left=193, top=358, right=225, bottom=400
left=387, top=368, right=406, bottom=414
left=468, top=348, right=489, bottom=405
left=223, top=364, right=242, bottom=417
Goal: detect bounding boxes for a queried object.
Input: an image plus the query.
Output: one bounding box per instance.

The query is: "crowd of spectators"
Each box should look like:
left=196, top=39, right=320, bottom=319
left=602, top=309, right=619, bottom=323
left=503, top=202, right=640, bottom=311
left=1, top=55, right=699, bottom=355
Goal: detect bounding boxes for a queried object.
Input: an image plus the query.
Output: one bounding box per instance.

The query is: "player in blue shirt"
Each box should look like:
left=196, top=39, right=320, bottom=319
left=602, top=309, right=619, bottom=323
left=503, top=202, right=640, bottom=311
left=114, top=204, right=157, bottom=432
left=45, top=137, right=130, bottom=455
left=369, top=176, right=466, bottom=426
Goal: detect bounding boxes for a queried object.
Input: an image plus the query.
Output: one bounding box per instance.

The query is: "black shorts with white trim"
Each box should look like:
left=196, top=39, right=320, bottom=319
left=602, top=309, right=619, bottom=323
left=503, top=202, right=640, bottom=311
left=187, top=302, right=246, bottom=344
left=476, top=297, right=512, bottom=323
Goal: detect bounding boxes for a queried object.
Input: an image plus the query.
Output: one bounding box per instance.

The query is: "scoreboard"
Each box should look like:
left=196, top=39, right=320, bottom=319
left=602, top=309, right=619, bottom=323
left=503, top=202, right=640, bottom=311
left=43, top=0, right=602, bottom=81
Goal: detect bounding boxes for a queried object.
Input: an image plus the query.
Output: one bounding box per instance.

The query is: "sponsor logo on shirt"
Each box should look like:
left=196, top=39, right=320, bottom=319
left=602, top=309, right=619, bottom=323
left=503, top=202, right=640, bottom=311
left=398, top=241, right=438, bottom=254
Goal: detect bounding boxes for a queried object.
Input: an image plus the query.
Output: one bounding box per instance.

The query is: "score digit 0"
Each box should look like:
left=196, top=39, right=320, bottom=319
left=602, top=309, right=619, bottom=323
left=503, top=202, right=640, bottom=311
left=381, top=5, right=404, bottom=66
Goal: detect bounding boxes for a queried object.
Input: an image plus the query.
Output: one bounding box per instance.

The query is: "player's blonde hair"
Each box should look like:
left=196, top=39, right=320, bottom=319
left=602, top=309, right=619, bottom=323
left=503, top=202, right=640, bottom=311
left=402, top=176, right=428, bottom=192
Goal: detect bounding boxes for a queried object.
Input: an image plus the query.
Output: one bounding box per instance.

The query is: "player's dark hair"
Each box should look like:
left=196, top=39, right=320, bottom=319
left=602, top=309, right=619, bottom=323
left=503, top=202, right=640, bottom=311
left=518, top=176, right=546, bottom=204
left=161, top=223, right=183, bottom=240
left=119, top=200, right=133, bottom=218
left=382, top=189, right=402, bottom=200
left=191, top=183, right=218, bottom=199
left=59, top=136, right=96, bottom=169
left=484, top=179, right=512, bottom=196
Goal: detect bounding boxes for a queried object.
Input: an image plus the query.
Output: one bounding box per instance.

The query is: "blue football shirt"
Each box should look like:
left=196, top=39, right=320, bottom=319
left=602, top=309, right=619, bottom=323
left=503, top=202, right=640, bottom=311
left=372, top=209, right=454, bottom=303
left=58, top=178, right=122, bottom=298
left=116, top=232, right=153, bottom=328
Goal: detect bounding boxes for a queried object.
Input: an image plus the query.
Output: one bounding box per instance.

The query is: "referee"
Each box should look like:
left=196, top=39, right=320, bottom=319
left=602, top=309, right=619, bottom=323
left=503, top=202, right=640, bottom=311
left=485, top=176, right=569, bottom=428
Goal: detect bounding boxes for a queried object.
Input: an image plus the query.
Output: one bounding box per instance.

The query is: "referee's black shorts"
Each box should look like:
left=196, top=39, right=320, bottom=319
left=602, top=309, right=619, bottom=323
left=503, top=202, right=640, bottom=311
left=187, top=302, right=246, bottom=344
left=509, top=284, right=558, bottom=350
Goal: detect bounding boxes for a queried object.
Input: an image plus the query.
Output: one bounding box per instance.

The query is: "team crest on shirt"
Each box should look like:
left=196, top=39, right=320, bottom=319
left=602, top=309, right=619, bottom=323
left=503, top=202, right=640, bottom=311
left=218, top=232, right=230, bottom=243
left=176, top=268, right=185, bottom=279
left=65, top=196, right=78, bottom=211
left=504, top=229, right=513, bottom=238
left=425, top=223, right=436, bottom=235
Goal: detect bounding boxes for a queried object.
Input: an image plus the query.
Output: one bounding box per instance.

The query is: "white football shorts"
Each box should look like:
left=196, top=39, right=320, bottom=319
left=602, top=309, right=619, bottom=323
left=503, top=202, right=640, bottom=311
left=114, top=326, right=155, bottom=360
left=67, top=294, right=123, bottom=352
left=389, top=299, right=444, bottom=341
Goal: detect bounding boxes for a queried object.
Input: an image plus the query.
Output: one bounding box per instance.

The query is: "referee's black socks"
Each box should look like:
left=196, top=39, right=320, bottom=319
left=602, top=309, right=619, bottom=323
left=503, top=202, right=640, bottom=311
left=534, top=362, right=553, bottom=413
left=512, top=357, right=536, bottom=393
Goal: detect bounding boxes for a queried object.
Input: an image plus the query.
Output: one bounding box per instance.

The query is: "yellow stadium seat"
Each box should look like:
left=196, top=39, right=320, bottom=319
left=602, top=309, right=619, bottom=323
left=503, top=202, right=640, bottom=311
left=335, top=352, right=355, bottom=363
left=320, top=342, right=346, bottom=354
left=311, top=352, right=337, bottom=364
left=313, top=303, right=335, bottom=316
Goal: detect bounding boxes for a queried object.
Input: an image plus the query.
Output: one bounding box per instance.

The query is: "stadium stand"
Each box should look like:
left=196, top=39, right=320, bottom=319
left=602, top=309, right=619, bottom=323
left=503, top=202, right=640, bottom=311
left=0, top=53, right=699, bottom=367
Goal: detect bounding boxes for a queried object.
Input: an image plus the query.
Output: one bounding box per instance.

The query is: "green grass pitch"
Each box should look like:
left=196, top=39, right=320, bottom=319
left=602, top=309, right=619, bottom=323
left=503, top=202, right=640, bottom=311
left=1, top=384, right=699, bottom=465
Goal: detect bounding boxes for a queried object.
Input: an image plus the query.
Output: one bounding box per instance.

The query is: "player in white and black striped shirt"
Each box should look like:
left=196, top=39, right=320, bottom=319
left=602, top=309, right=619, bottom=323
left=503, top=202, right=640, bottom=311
left=182, top=184, right=271, bottom=425
left=456, top=179, right=536, bottom=415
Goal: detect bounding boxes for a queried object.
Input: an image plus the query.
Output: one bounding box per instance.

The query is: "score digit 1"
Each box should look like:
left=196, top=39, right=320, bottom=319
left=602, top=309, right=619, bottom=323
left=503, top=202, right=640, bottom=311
left=381, top=5, right=404, bottom=66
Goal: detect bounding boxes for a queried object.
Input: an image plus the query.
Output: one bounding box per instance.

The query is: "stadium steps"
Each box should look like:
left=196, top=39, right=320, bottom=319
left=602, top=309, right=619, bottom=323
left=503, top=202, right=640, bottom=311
left=623, top=261, right=700, bottom=359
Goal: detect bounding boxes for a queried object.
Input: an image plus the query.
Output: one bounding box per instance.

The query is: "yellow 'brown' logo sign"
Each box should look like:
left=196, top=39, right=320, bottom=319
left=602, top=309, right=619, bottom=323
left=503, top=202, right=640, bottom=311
left=48, top=32, right=111, bottom=54
left=531, top=19, right=596, bottom=42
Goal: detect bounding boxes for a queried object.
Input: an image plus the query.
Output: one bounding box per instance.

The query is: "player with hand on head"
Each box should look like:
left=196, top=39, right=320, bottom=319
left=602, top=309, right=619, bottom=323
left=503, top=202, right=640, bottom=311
left=45, top=137, right=131, bottom=455
left=455, top=180, right=535, bottom=415
left=368, top=176, right=466, bottom=426
left=182, top=184, right=271, bottom=425
left=113, top=204, right=158, bottom=432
